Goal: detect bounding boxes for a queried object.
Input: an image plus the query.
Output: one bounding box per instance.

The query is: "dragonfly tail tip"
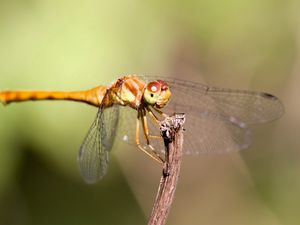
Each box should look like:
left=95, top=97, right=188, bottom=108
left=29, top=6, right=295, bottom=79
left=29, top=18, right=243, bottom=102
left=0, top=99, right=8, bottom=106
left=0, top=93, right=8, bottom=106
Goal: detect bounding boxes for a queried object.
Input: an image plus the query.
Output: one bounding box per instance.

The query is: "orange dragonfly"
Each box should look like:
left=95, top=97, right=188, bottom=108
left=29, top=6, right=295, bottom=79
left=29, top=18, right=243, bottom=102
left=0, top=75, right=284, bottom=183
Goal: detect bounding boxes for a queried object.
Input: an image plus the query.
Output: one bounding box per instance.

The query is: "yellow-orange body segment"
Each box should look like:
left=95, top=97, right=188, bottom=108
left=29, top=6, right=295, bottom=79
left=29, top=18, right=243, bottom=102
left=0, top=75, right=148, bottom=109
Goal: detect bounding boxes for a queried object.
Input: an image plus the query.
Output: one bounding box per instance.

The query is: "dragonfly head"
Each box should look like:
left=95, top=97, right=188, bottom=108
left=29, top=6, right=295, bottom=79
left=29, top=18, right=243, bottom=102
left=143, top=80, right=171, bottom=108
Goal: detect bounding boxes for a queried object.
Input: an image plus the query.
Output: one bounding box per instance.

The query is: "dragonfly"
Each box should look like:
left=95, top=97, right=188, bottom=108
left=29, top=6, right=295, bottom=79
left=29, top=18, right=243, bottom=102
left=0, top=75, right=284, bottom=183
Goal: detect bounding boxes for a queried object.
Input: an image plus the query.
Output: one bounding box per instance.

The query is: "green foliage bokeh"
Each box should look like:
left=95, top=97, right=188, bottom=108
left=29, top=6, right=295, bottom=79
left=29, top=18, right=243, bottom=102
left=0, top=0, right=298, bottom=225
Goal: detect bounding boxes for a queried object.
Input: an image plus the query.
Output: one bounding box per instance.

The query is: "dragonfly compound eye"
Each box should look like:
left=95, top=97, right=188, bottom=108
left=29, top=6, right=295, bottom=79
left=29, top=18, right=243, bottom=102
left=143, top=81, right=162, bottom=105
left=143, top=80, right=171, bottom=108
left=156, top=80, right=171, bottom=108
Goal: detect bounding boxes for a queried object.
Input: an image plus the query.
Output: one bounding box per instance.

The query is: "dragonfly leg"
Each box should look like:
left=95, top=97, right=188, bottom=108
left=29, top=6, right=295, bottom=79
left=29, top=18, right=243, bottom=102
left=146, top=107, right=161, bottom=127
left=144, top=107, right=164, bottom=140
left=136, top=143, right=164, bottom=164
left=151, top=106, right=169, bottom=118
left=142, top=110, right=165, bottom=163
left=135, top=110, right=164, bottom=163
left=140, top=109, right=150, bottom=145
left=148, top=135, right=162, bottom=139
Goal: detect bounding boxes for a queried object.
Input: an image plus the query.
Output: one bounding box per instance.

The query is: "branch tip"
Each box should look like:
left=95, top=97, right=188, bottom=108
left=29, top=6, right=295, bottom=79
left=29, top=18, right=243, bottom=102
left=147, top=113, right=185, bottom=225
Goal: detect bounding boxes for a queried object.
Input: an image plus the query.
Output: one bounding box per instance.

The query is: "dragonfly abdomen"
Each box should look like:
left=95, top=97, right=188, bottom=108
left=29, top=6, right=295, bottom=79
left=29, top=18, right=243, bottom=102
left=0, top=86, right=107, bottom=107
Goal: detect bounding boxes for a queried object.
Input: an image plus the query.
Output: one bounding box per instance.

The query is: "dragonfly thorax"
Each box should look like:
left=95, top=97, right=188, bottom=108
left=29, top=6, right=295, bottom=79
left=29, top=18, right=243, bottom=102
left=107, top=76, right=146, bottom=109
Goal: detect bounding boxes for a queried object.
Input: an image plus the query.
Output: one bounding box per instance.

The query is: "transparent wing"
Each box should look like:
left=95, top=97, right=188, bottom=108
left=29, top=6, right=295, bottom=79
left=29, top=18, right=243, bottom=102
left=173, top=105, right=251, bottom=154
left=138, top=76, right=284, bottom=154
left=116, top=106, right=166, bottom=158
left=142, top=76, right=284, bottom=124
left=116, top=105, right=250, bottom=156
left=116, top=106, right=137, bottom=146
left=140, top=106, right=250, bottom=155
left=78, top=105, right=119, bottom=183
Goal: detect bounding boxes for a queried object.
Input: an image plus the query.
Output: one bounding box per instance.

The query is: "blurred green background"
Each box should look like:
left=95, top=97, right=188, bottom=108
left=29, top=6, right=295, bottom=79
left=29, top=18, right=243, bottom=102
left=0, top=0, right=299, bottom=224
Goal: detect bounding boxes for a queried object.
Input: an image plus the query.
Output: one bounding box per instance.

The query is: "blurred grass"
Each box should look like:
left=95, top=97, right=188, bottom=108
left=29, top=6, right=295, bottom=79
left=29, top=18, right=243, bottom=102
left=0, top=0, right=299, bottom=224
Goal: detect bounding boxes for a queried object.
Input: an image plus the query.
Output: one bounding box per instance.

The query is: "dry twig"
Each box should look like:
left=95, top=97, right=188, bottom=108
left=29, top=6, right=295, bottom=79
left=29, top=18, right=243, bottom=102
left=148, top=113, right=185, bottom=225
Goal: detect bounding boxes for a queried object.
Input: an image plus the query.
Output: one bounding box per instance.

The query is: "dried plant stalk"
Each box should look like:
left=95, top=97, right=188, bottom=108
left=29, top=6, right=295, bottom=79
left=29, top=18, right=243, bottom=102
left=148, top=113, right=185, bottom=225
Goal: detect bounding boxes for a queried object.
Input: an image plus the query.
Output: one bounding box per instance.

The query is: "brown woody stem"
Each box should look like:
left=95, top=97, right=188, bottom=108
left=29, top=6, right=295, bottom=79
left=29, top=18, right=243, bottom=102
left=147, top=113, right=185, bottom=225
